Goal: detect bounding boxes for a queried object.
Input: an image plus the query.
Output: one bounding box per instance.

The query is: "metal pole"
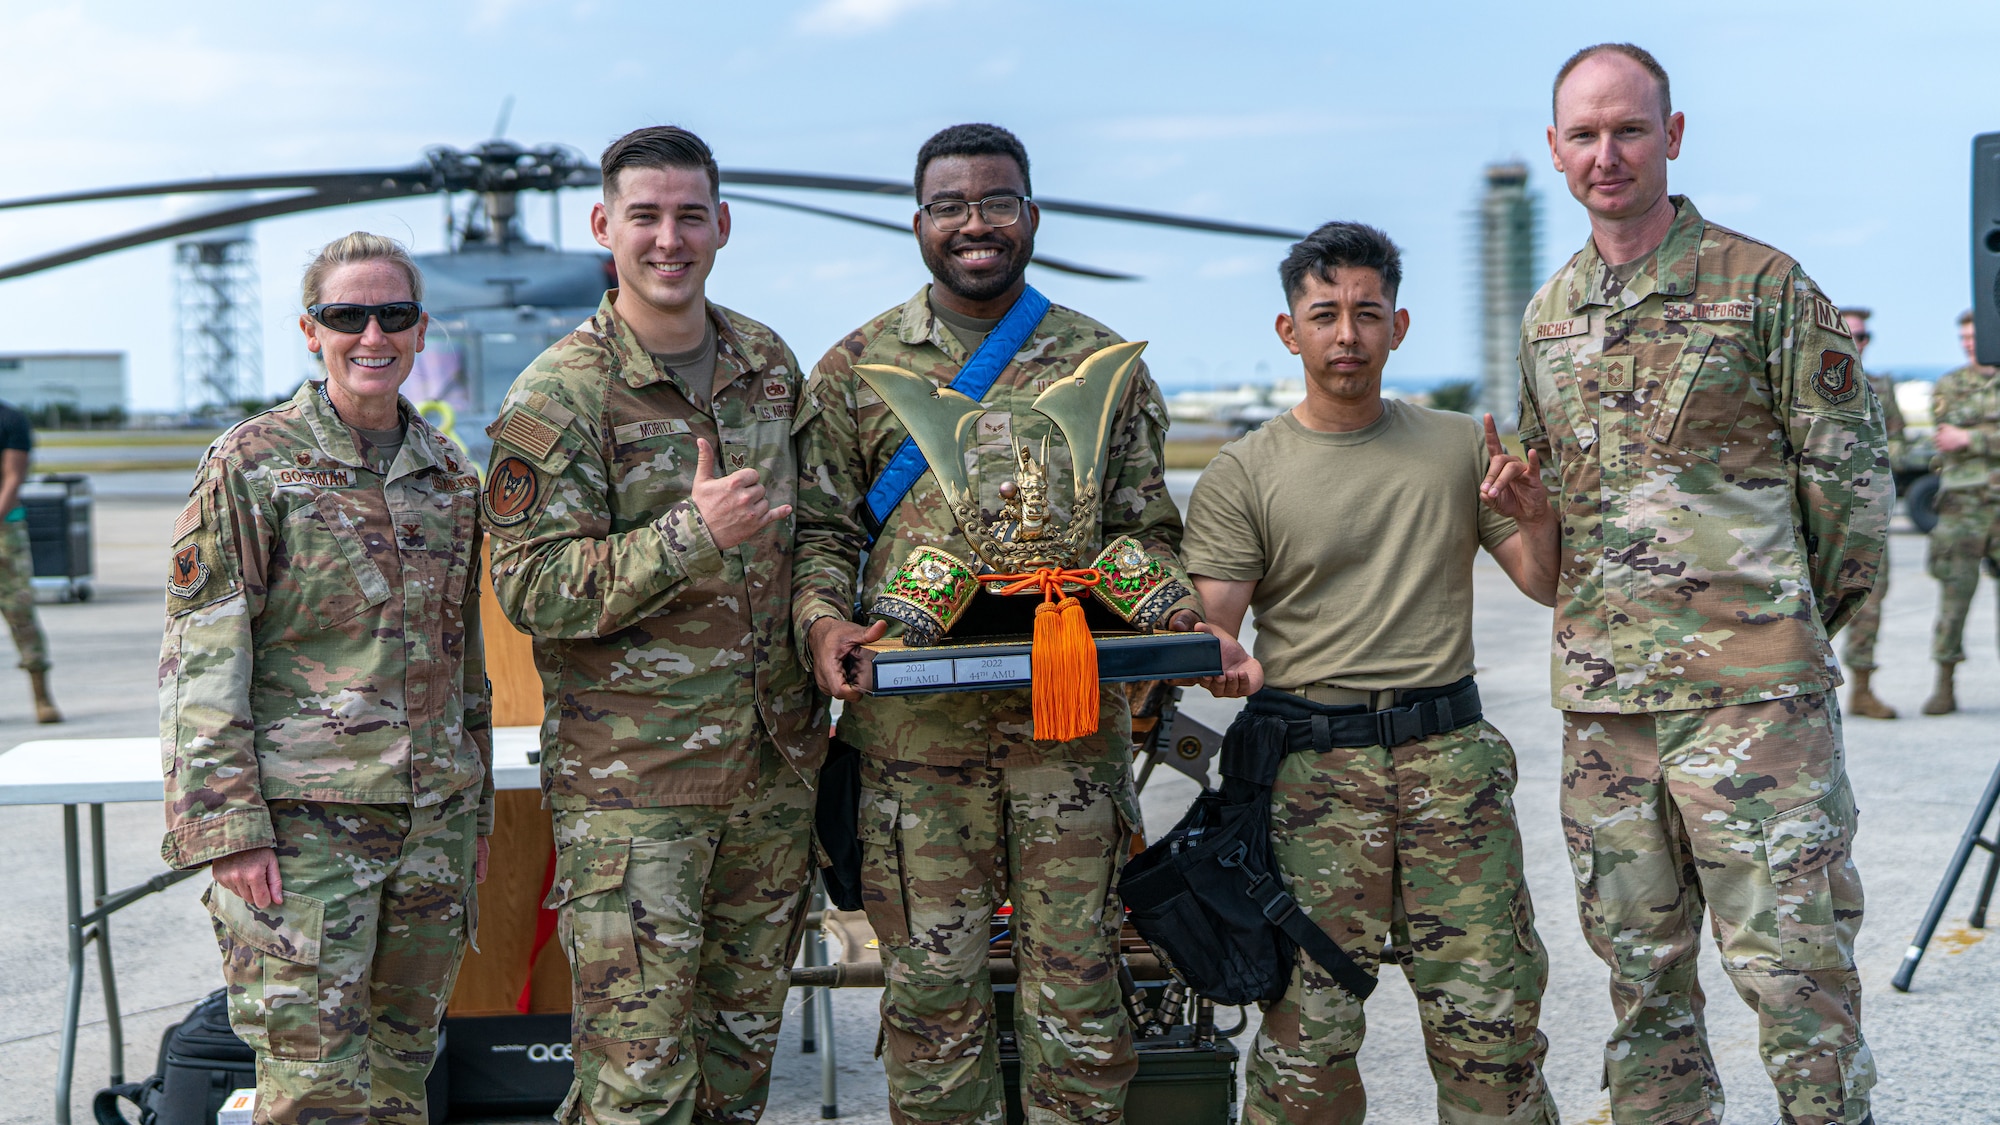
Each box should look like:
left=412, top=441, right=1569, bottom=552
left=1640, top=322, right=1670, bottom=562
left=800, top=915, right=819, bottom=1054
left=817, top=926, right=838, bottom=1119
left=1968, top=831, right=2000, bottom=930
left=1892, top=756, right=2000, bottom=991
left=56, top=805, right=83, bottom=1125
left=91, top=804, right=125, bottom=1083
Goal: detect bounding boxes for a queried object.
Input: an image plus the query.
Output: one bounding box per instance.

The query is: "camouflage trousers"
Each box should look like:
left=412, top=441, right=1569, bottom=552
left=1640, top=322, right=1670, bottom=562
left=549, top=741, right=816, bottom=1125
left=860, top=754, right=1140, bottom=1125
left=1841, top=538, right=1888, bottom=671
left=1561, top=695, right=1874, bottom=1125
left=205, top=794, right=479, bottom=1125
left=0, top=519, right=47, bottom=671
left=1927, top=489, right=2000, bottom=664
left=1241, top=719, right=1557, bottom=1125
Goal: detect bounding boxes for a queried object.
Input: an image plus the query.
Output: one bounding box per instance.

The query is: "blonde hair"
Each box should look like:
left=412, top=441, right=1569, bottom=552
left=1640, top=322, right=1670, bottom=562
left=300, top=232, right=424, bottom=308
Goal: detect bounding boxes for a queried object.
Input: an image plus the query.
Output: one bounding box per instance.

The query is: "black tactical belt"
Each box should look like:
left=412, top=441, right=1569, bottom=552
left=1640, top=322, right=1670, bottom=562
left=1245, top=676, right=1481, bottom=750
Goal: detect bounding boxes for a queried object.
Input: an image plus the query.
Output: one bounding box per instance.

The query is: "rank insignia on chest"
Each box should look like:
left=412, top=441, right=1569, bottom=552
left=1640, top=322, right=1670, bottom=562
left=1813, top=350, right=1859, bottom=406
left=853, top=340, right=1212, bottom=739
left=168, top=543, right=209, bottom=599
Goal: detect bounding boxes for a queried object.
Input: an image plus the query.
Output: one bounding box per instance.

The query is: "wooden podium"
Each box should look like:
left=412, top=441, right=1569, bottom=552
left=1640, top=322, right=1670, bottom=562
left=446, top=549, right=570, bottom=1017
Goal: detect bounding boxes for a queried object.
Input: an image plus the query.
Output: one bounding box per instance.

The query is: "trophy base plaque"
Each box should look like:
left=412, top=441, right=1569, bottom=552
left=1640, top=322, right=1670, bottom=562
left=867, top=632, right=1222, bottom=696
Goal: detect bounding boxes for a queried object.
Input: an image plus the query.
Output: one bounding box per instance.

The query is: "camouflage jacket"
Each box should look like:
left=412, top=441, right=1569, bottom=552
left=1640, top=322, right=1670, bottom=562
left=1931, top=363, right=2000, bottom=493
left=486, top=293, right=821, bottom=809
left=792, top=286, right=1196, bottom=768
left=160, top=381, right=492, bottom=870
left=1517, top=197, right=1892, bottom=714
left=1868, top=373, right=1907, bottom=465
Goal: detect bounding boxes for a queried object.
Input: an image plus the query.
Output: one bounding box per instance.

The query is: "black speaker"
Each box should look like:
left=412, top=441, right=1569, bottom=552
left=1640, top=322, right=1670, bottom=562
left=1972, top=132, right=2000, bottom=366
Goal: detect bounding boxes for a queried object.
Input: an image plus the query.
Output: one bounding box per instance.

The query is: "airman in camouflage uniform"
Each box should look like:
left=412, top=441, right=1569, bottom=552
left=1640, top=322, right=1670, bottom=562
left=1921, top=309, right=2000, bottom=714
left=487, top=127, right=821, bottom=1125
left=793, top=124, right=1198, bottom=1125
left=1836, top=309, right=1906, bottom=718
left=1519, top=45, right=1889, bottom=1125
left=161, top=378, right=492, bottom=1125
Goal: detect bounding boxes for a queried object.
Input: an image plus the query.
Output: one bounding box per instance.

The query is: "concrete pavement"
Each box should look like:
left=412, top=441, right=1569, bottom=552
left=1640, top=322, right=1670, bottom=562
left=0, top=477, right=1994, bottom=1123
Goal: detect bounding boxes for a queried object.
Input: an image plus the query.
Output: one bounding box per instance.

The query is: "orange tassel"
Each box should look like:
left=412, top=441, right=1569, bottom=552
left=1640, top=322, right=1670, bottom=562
left=1032, top=594, right=1100, bottom=741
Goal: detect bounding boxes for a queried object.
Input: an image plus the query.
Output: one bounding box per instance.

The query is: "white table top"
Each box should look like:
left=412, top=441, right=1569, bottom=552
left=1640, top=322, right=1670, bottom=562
left=0, top=728, right=543, bottom=807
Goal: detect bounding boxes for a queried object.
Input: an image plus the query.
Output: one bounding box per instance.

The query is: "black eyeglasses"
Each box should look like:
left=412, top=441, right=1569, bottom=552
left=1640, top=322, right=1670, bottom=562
left=918, top=195, right=1029, bottom=233
left=307, top=301, right=424, bottom=334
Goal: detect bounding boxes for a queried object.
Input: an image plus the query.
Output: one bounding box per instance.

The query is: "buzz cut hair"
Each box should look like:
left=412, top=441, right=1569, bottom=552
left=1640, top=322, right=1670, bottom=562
left=1279, top=221, right=1402, bottom=306
left=914, top=123, right=1031, bottom=202
left=601, top=125, right=720, bottom=202
left=1553, top=43, right=1672, bottom=123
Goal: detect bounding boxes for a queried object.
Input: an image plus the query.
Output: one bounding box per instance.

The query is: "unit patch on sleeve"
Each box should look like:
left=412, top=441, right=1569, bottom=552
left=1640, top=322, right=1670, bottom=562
left=167, top=543, right=209, bottom=599
left=1812, top=350, right=1860, bottom=406
left=484, top=455, right=542, bottom=527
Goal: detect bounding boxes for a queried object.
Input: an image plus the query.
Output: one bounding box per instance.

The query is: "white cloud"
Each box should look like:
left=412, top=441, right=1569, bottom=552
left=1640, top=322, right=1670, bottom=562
left=795, top=0, right=945, bottom=36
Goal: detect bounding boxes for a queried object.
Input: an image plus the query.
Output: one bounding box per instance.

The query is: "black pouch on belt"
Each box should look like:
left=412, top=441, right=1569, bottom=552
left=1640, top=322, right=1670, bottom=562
left=814, top=737, right=865, bottom=912
left=1119, top=705, right=1378, bottom=1006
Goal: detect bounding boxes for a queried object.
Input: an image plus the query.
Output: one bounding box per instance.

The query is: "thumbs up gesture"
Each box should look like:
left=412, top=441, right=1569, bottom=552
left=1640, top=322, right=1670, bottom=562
left=690, top=437, right=790, bottom=549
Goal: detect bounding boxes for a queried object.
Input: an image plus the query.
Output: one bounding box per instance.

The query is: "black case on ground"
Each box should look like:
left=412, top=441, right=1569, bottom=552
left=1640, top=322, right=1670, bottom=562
left=993, top=982, right=1238, bottom=1125
left=95, top=989, right=447, bottom=1124
left=438, top=1012, right=574, bottom=1117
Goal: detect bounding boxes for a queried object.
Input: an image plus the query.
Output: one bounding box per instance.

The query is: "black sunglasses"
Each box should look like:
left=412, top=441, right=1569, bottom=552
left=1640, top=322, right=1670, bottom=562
left=307, top=301, right=424, bottom=334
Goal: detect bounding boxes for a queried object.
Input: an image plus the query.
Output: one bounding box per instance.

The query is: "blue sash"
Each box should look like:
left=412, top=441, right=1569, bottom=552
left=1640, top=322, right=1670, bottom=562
left=860, top=285, right=1051, bottom=543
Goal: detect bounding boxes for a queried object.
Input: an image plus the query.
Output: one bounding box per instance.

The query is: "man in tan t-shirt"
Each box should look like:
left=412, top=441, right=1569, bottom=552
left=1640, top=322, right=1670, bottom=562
left=1183, top=221, right=1561, bottom=1125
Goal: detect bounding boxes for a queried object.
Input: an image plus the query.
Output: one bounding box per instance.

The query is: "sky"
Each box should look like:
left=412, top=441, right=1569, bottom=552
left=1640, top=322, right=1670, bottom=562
left=1, top=0, right=1995, bottom=412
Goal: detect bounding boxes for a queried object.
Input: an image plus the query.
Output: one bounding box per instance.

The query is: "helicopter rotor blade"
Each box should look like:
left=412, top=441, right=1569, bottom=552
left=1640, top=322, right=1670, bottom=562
left=723, top=191, right=1139, bottom=281
left=0, top=184, right=432, bottom=282
left=0, top=170, right=433, bottom=212
left=720, top=169, right=1302, bottom=239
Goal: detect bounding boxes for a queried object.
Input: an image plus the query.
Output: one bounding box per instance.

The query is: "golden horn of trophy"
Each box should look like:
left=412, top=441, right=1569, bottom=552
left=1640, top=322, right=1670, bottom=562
left=1029, top=340, right=1147, bottom=498
left=852, top=363, right=988, bottom=512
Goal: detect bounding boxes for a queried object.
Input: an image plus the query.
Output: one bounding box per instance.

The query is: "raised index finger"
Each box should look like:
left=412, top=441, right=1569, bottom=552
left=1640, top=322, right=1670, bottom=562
left=1483, top=412, right=1504, bottom=458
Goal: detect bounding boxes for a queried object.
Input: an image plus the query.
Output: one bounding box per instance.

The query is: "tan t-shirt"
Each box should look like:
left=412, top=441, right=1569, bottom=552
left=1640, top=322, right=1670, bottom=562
left=1183, top=399, right=1518, bottom=692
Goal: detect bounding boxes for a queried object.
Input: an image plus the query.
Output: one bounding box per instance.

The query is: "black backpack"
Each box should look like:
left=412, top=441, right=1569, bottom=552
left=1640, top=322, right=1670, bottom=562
left=1119, top=708, right=1376, bottom=1007
left=94, top=990, right=447, bottom=1124
left=94, top=990, right=253, bottom=1125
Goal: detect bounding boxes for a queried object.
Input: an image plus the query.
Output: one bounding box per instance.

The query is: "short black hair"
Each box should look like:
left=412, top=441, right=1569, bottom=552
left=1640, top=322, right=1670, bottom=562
left=601, top=125, right=719, bottom=201
left=1279, top=222, right=1402, bottom=306
left=914, top=124, right=1031, bottom=202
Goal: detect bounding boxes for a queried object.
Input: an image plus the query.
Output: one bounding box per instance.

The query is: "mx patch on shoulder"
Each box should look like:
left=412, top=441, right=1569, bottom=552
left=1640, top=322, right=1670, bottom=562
left=1812, top=295, right=1853, bottom=338
left=484, top=455, right=541, bottom=528
left=168, top=543, right=209, bottom=599
left=1813, top=350, right=1859, bottom=406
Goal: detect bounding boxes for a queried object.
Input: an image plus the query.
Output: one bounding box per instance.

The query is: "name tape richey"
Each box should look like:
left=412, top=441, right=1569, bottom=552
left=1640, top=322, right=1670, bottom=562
left=271, top=467, right=355, bottom=489
left=1663, top=301, right=1754, bottom=322
left=1534, top=317, right=1588, bottom=341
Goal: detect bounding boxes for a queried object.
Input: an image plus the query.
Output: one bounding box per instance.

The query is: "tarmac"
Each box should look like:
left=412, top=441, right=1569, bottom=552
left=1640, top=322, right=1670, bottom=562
left=0, top=471, right=1995, bottom=1124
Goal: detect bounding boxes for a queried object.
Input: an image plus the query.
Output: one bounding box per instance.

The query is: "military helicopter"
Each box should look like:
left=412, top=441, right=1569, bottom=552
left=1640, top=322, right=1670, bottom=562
left=0, top=132, right=1302, bottom=460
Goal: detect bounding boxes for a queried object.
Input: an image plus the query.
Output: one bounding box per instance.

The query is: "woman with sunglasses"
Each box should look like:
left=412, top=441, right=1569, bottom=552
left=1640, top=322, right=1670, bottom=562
left=158, top=231, right=492, bottom=1124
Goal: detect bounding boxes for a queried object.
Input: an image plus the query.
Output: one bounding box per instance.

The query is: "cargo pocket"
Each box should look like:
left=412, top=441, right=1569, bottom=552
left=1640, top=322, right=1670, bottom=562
left=547, top=840, right=643, bottom=1009
left=1760, top=776, right=1862, bottom=971
left=858, top=791, right=912, bottom=949
left=204, top=883, right=324, bottom=1061
left=1836, top=1036, right=1877, bottom=1116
